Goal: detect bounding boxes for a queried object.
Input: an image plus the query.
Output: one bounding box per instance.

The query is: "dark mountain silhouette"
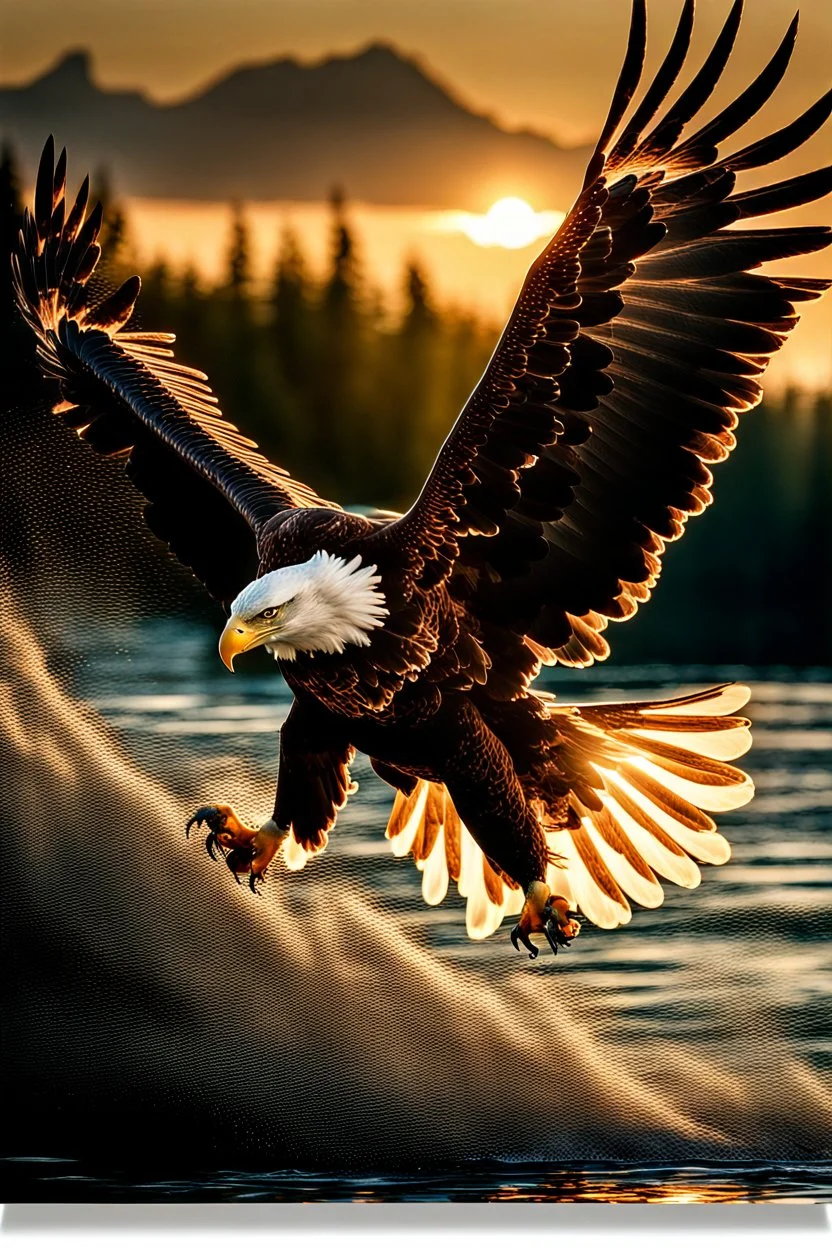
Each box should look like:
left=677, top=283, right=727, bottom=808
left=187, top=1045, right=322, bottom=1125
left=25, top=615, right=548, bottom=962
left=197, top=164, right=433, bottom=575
left=0, top=45, right=589, bottom=208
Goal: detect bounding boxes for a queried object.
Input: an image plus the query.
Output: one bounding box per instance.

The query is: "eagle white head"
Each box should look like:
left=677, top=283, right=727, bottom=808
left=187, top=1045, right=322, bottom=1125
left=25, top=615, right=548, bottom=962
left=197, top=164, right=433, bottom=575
left=219, top=551, right=388, bottom=669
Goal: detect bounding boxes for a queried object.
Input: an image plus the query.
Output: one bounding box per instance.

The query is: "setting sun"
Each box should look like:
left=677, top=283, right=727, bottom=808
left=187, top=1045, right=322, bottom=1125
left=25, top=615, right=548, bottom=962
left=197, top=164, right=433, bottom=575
left=441, top=198, right=565, bottom=250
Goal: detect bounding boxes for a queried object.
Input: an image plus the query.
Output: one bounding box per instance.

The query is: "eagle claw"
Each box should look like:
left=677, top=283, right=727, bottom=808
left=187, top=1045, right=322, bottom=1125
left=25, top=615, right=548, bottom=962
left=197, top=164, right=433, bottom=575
left=186, top=804, right=287, bottom=891
left=186, top=803, right=256, bottom=881
left=186, top=805, right=225, bottom=838
left=543, top=901, right=582, bottom=955
left=510, top=884, right=582, bottom=961
left=204, top=830, right=224, bottom=860
left=510, top=923, right=539, bottom=959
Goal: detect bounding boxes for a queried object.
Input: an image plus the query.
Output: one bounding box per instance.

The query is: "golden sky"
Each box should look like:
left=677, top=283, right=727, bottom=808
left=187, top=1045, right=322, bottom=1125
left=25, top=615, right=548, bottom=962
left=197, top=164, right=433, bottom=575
left=2, top=0, right=831, bottom=149
left=3, top=0, right=830, bottom=387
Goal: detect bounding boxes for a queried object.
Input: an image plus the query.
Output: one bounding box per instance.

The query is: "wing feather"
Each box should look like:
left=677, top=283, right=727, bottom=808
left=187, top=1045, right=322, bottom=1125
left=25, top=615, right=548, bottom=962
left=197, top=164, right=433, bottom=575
left=14, top=138, right=337, bottom=603
left=537, top=684, right=751, bottom=926
left=367, top=0, right=830, bottom=682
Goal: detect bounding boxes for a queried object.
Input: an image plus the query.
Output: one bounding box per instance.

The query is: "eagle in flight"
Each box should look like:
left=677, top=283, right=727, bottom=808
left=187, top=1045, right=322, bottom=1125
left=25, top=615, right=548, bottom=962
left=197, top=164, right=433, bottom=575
left=13, top=0, right=831, bottom=957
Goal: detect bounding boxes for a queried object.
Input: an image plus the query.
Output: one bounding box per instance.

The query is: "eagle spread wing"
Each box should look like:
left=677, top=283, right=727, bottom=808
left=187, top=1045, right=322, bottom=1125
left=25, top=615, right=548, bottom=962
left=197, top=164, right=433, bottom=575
left=12, top=136, right=337, bottom=603
left=369, top=0, right=832, bottom=668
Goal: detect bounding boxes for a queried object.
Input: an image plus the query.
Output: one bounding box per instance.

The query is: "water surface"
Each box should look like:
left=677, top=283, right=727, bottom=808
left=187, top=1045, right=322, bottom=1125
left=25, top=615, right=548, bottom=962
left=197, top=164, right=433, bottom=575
left=6, top=618, right=829, bottom=1203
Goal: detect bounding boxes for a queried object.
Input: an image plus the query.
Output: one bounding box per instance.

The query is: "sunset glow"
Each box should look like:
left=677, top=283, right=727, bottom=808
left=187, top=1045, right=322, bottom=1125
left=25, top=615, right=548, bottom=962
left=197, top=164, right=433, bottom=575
left=121, top=195, right=831, bottom=391
left=445, top=197, right=565, bottom=250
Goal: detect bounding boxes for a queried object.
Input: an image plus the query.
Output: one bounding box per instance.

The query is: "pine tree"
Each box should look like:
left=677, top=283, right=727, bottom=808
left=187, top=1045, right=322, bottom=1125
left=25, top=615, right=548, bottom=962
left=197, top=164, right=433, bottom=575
left=210, top=202, right=292, bottom=461
left=90, top=165, right=130, bottom=277
left=271, top=226, right=312, bottom=391
left=0, top=142, right=36, bottom=399
left=225, top=202, right=251, bottom=303
left=801, top=392, right=832, bottom=658
left=379, top=259, right=440, bottom=501
left=0, top=143, right=22, bottom=314
left=174, top=264, right=210, bottom=365
left=312, top=186, right=368, bottom=496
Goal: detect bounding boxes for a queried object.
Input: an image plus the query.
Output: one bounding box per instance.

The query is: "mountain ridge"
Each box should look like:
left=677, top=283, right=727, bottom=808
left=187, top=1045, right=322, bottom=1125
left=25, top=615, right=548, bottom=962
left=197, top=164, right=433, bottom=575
left=0, top=46, right=590, bottom=209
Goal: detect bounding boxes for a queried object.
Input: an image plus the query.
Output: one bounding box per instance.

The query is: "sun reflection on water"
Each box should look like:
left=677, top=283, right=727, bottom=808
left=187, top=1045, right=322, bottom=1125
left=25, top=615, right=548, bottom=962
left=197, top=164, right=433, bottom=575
left=489, top=1177, right=754, bottom=1203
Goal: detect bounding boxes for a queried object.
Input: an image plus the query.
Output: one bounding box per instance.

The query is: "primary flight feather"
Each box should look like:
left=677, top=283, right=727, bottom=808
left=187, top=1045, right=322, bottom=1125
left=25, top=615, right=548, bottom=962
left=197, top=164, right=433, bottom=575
left=13, top=0, right=831, bottom=956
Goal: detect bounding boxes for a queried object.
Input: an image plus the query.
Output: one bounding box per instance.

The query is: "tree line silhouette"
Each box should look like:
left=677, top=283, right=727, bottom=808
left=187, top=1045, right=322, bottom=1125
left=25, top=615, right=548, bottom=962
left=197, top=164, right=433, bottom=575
left=92, top=172, right=496, bottom=511
left=1, top=142, right=830, bottom=664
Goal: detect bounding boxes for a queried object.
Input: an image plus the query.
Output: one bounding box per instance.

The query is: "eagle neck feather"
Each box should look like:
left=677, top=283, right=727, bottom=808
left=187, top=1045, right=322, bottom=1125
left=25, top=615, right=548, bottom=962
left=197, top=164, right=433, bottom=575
left=235, top=550, right=388, bottom=660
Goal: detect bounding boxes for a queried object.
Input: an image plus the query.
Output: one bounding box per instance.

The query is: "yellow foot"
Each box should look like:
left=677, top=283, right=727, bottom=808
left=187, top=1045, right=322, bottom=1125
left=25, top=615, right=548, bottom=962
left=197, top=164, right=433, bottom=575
left=510, top=880, right=582, bottom=960
left=186, top=804, right=287, bottom=893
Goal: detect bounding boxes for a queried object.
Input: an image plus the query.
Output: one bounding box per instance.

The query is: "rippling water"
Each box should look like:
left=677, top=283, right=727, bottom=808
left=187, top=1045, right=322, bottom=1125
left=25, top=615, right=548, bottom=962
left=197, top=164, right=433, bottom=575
left=3, top=1157, right=830, bottom=1202
left=71, top=620, right=832, bottom=1013
left=8, top=618, right=829, bottom=1202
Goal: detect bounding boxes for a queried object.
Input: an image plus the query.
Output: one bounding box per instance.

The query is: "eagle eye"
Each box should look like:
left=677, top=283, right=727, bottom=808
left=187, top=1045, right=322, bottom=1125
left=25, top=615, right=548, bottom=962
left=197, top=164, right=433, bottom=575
left=261, top=606, right=279, bottom=620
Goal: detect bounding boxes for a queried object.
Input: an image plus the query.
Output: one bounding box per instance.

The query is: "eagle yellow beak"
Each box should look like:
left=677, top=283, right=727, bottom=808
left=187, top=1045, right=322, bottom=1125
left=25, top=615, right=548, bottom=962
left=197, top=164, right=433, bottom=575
left=219, top=614, right=257, bottom=672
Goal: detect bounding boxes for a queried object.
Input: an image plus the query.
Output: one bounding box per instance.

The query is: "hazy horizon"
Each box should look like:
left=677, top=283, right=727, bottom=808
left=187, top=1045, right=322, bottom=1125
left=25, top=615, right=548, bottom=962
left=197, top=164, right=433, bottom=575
left=3, top=0, right=830, bottom=389
left=4, top=0, right=832, bottom=146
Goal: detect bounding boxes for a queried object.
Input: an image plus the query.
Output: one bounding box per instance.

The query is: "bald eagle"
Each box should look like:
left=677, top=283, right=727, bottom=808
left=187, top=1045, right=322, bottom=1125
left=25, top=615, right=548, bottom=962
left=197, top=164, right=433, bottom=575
left=13, top=0, right=831, bottom=957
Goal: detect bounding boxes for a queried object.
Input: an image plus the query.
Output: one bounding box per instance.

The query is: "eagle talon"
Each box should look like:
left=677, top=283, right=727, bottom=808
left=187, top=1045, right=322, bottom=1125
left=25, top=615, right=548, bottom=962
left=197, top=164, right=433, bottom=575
left=543, top=920, right=561, bottom=955
left=204, top=830, right=225, bottom=860
left=510, top=923, right=539, bottom=959
left=186, top=805, right=224, bottom=838
left=225, top=845, right=254, bottom=880
left=543, top=896, right=582, bottom=948
left=185, top=806, right=287, bottom=892
left=187, top=803, right=263, bottom=883
left=511, top=883, right=582, bottom=960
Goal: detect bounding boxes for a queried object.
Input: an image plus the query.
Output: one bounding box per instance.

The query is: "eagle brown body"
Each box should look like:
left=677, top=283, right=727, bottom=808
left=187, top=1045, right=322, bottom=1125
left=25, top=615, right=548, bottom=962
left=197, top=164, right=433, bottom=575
left=258, top=505, right=556, bottom=895
left=12, top=0, right=832, bottom=954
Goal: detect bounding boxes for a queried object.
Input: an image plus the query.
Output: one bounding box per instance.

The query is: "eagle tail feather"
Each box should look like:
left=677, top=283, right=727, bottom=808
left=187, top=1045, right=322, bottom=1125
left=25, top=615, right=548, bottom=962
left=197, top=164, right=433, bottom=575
left=386, top=684, right=753, bottom=942
left=539, top=683, right=754, bottom=930
left=386, top=781, right=525, bottom=940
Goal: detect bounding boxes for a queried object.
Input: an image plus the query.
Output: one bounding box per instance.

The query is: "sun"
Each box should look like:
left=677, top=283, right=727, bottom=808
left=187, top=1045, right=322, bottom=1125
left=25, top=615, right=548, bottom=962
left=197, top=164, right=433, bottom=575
left=472, top=198, right=542, bottom=248
left=440, top=198, right=566, bottom=250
